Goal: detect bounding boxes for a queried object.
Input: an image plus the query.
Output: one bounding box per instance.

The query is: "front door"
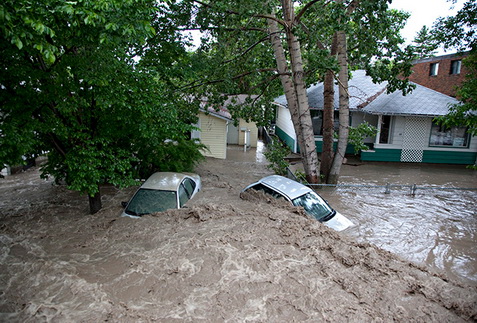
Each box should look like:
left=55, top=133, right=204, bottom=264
left=227, top=123, right=239, bottom=145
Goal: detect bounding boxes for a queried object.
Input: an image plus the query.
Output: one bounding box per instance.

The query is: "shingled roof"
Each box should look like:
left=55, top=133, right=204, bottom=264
left=273, top=70, right=460, bottom=116
left=363, top=84, right=460, bottom=116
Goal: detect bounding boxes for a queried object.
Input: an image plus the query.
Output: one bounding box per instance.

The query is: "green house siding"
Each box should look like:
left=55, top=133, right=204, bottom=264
left=422, top=150, right=477, bottom=164
left=275, top=128, right=357, bottom=155
left=275, top=126, right=296, bottom=151
left=360, top=148, right=402, bottom=162
left=361, top=148, right=477, bottom=164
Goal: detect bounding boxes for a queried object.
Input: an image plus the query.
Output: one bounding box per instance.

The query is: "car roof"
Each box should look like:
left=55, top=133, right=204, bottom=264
left=141, top=172, right=197, bottom=191
left=255, top=175, right=312, bottom=200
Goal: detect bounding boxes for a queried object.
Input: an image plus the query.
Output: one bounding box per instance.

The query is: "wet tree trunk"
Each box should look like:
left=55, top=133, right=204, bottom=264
left=88, top=189, right=102, bottom=214
left=328, top=29, right=350, bottom=184
left=267, top=17, right=304, bottom=156
left=321, top=34, right=338, bottom=183
left=280, top=0, right=320, bottom=183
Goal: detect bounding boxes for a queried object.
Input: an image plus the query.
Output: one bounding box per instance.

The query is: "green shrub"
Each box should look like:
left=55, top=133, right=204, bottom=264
left=264, top=138, right=290, bottom=176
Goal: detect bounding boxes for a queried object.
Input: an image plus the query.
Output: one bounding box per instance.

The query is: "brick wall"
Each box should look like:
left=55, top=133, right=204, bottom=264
left=409, top=53, right=469, bottom=97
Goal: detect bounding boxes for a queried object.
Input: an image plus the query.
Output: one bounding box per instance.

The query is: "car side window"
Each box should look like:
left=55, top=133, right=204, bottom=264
left=178, top=184, right=189, bottom=207
left=249, top=183, right=283, bottom=199
left=182, top=178, right=196, bottom=198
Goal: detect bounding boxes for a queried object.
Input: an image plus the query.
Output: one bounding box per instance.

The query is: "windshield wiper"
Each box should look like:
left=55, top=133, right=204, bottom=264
left=321, top=210, right=336, bottom=222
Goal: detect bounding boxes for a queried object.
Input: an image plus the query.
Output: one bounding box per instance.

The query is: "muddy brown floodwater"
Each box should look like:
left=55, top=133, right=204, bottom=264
left=319, top=162, right=477, bottom=287
left=0, top=143, right=476, bottom=322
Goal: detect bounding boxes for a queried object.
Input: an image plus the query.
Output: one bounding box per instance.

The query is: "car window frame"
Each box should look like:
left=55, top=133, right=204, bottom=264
left=178, top=178, right=197, bottom=207
left=182, top=178, right=196, bottom=197
left=247, top=183, right=289, bottom=201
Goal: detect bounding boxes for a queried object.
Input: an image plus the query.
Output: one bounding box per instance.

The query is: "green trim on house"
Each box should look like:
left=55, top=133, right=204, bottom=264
left=361, top=148, right=477, bottom=164
left=275, top=126, right=296, bottom=152
left=360, top=148, right=402, bottom=162
left=422, top=150, right=477, bottom=164
left=275, top=128, right=358, bottom=155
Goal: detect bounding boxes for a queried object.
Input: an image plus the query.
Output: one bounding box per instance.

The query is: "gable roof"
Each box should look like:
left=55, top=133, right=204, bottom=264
left=273, top=69, right=460, bottom=117
left=273, top=70, right=388, bottom=110
left=200, top=94, right=257, bottom=121
left=363, top=83, right=460, bottom=117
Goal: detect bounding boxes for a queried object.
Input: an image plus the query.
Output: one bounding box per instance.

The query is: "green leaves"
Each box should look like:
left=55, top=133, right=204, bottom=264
left=348, top=122, right=378, bottom=154
left=435, top=53, right=477, bottom=136
left=1, top=0, right=206, bottom=210
left=431, top=0, right=476, bottom=135
left=264, top=137, right=291, bottom=176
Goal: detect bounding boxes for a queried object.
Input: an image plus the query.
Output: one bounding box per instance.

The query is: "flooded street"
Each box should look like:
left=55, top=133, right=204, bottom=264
left=319, top=162, right=477, bottom=286
left=231, top=143, right=477, bottom=286
left=0, top=144, right=476, bottom=321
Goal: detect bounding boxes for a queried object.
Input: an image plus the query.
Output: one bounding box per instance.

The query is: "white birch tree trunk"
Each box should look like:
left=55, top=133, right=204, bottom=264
left=267, top=17, right=305, bottom=157
left=280, top=0, right=319, bottom=183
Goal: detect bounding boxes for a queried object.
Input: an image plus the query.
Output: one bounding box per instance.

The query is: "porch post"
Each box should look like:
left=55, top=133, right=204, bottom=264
left=375, top=114, right=383, bottom=146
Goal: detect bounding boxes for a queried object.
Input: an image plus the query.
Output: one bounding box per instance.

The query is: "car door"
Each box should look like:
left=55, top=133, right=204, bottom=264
left=178, top=178, right=197, bottom=207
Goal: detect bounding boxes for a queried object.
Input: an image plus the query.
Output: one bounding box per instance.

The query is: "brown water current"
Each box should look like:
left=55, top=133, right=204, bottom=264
left=319, top=162, right=477, bottom=286
left=0, top=144, right=476, bottom=321
left=227, top=143, right=477, bottom=286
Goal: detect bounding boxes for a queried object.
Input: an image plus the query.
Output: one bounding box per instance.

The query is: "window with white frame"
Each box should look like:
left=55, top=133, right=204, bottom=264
left=429, top=122, right=469, bottom=147
left=429, top=62, right=439, bottom=76
left=450, top=60, right=462, bottom=75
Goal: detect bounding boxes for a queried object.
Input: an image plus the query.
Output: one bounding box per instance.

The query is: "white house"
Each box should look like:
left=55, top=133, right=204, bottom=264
left=273, top=70, right=477, bottom=165
left=192, top=95, right=259, bottom=159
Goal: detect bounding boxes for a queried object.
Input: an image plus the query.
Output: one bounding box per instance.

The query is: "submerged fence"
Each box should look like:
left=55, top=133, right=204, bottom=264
left=307, top=183, right=477, bottom=196
left=263, top=132, right=477, bottom=196
left=286, top=167, right=477, bottom=196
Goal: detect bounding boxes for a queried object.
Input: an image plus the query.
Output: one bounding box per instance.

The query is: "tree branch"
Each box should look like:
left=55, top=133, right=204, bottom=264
left=296, top=0, right=330, bottom=23
left=223, top=33, right=279, bottom=64
left=180, top=68, right=282, bottom=91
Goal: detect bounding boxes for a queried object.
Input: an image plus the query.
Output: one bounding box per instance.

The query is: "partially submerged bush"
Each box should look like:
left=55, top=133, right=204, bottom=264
left=264, top=137, right=290, bottom=176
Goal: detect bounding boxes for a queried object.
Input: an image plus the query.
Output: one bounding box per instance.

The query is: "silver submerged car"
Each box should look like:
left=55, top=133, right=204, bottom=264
left=242, top=175, right=353, bottom=231
left=121, top=172, right=201, bottom=218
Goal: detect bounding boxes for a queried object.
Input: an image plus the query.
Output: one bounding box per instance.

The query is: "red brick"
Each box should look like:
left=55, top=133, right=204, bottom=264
left=409, top=53, right=469, bottom=97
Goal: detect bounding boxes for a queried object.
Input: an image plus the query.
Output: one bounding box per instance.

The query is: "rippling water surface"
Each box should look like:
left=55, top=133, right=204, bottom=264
left=318, top=162, right=477, bottom=285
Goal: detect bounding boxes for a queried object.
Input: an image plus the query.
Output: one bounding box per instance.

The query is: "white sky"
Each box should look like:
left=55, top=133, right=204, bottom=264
left=389, top=0, right=465, bottom=52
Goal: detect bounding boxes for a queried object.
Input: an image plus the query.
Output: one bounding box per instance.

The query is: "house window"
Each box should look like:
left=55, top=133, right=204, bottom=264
left=311, top=110, right=340, bottom=136
left=429, top=62, right=439, bottom=76
left=429, top=122, right=469, bottom=147
left=450, top=60, right=461, bottom=75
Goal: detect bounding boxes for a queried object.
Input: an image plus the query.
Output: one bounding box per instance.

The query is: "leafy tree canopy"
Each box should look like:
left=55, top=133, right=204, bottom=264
left=432, top=0, right=477, bottom=136
left=183, top=0, right=415, bottom=118
left=411, top=26, right=438, bottom=59
left=0, top=0, right=204, bottom=213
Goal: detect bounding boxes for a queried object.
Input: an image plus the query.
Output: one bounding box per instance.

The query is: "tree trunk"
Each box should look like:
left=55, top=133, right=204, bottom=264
left=280, top=0, right=320, bottom=183
left=267, top=17, right=305, bottom=158
left=328, top=29, right=349, bottom=184
left=321, top=34, right=338, bottom=182
left=88, top=189, right=102, bottom=214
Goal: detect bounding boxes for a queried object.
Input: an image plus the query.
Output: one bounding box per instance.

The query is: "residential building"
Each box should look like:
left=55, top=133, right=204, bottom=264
left=273, top=70, right=477, bottom=165
left=409, top=52, right=469, bottom=97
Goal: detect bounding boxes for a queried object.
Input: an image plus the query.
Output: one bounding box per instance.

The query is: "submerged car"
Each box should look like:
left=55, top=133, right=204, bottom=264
left=242, top=175, right=352, bottom=231
left=121, top=172, right=201, bottom=218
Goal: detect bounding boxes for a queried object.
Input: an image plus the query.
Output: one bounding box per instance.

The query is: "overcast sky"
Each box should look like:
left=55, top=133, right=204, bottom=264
left=389, top=0, right=465, bottom=52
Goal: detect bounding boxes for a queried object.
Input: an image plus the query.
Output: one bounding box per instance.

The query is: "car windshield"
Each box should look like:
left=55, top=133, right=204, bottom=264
left=292, top=192, right=334, bottom=221
left=125, top=188, right=177, bottom=216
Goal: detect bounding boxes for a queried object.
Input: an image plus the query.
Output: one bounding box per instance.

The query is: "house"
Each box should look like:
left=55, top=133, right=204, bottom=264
left=192, top=95, right=258, bottom=159
left=272, top=70, right=477, bottom=165
left=409, top=52, right=470, bottom=97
